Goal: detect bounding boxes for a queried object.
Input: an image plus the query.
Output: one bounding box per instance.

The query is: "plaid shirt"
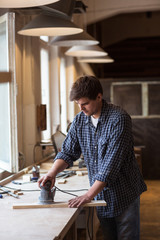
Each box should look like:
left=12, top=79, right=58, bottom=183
left=55, top=100, right=147, bottom=218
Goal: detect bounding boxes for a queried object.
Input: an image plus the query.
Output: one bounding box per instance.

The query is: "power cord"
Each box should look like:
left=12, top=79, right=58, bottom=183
left=55, top=186, right=78, bottom=197
left=0, top=185, right=40, bottom=192
left=1, top=185, right=88, bottom=195
left=87, top=208, right=94, bottom=240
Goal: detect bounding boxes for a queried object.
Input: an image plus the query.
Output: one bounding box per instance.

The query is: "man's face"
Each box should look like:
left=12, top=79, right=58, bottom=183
left=75, top=94, right=102, bottom=118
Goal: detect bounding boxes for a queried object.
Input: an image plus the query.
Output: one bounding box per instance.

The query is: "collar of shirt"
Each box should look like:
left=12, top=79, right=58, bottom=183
left=85, top=99, right=109, bottom=125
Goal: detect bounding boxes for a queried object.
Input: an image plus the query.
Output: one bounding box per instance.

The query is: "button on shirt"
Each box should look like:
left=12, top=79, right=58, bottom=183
left=55, top=100, right=147, bottom=218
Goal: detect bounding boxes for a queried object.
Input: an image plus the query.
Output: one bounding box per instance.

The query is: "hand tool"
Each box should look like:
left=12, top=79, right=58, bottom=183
left=0, top=186, right=19, bottom=199
left=39, top=180, right=56, bottom=204
left=0, top=190, right=8, bottom=198
left=12, top=178, right=38, bottom=185
left=56, top=170, right=76, bottom=178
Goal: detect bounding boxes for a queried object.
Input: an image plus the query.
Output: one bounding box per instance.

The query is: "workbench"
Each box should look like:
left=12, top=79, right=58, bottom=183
left=0, top=159, right=100, bottom=240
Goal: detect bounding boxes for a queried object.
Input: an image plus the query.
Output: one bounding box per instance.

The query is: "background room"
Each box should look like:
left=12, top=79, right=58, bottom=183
left=0, top=1, right=160, bottom=240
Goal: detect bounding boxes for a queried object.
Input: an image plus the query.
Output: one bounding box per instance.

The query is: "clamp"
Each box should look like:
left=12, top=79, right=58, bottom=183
left=0, top=186, right=20, bottom=199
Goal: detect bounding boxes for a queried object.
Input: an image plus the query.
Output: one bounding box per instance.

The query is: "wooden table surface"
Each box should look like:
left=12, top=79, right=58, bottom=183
left=0, top=165, right=90, bottom=240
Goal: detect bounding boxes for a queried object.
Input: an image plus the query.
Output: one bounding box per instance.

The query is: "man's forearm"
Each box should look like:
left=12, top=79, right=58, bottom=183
left=38, top=159, right=69, bottom=188
left=47, top=159, right=69, bottom=177
left=87, top=180, right=107, bottom=200
left=68, top=180, right=107, bottom=208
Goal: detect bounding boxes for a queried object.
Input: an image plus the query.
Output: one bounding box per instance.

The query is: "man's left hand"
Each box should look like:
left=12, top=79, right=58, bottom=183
left=68, top=194, right=92, bottom=208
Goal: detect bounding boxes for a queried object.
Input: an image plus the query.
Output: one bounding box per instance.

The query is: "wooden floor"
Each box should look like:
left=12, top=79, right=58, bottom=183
left=140, top=180, right=160, bottom=240
left=78, top=180, right=160, bottom=240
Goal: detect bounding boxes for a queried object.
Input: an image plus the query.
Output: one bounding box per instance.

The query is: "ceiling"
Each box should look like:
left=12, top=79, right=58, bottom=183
left=1, top=1, right=160, bottom=79
left=91, top=37, right=160, bottom=78
left=87, top=11, right=160, bottom=79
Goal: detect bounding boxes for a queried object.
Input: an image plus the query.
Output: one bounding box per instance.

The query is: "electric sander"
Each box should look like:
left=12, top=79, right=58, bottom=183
left=39, top=180, right=56, bottom=204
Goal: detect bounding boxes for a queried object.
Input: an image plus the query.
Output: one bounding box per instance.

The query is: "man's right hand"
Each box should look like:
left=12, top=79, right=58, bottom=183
left=38, top=174, right=55, bottom=189
left=38, top=158, right=69, bottom=189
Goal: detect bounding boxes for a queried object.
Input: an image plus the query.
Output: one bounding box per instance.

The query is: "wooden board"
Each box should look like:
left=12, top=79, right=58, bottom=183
left=13, top=200, right=106, bottom=209
left=40, top=161, right=87, bottom=172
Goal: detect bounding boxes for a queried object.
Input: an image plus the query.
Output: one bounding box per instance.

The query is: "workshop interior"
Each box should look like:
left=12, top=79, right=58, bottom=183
left=0, top=1, right=160, bottom=240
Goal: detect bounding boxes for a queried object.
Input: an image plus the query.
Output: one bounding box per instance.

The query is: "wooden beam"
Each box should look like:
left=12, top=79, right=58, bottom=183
left=0, top=72, right=11, bottom=83
left=12, top=200, right=106, bottom=209
left=0, top=154, right=54, bottom=186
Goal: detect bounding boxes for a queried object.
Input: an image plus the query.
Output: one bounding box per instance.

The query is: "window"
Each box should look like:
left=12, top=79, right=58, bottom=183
left=40, top=40, right=51, bottom=142
left=60, top=57, right=67, bottom=134
left=148, top=83, right=160, bottom=115
left=112, top=84, right=142, bottom=116
left=0, top=13, right=18, bottom=172
left=111, top=81, right=160, bottom=118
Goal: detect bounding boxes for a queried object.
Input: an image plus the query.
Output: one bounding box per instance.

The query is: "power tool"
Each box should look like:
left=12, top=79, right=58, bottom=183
left=39, top=180, right=56, bottom=204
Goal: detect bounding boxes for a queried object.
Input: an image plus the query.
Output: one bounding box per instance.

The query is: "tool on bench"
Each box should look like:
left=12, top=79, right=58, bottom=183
left=0, top=190, right=9, bottom=198
left=39, top=180, right=56, bottom=204
left=0, top=186, right=19, bottom=199
left=56, top=170, right=76, bottom=179
left=12, top=178, right=38, bottom=185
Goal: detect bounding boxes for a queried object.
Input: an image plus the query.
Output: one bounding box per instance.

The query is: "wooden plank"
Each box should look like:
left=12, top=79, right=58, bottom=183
left=40, top=161, right=87, bottom=172
left=13, top=200, right=106, bottom=209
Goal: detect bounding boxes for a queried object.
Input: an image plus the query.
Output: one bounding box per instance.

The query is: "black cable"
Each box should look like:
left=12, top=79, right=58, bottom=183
left=55, top=186, right=78, bottom=197
left=57, top=188, right=88, bottom=192
left=0, top=185, right=40, bottom=192
left=1, top=185, right=88, bottom=195
left=87, top=208, right=92, bottom=240
left=87, top=207, right=94, bottom=240
left=91, top=208, right=94, bottom=240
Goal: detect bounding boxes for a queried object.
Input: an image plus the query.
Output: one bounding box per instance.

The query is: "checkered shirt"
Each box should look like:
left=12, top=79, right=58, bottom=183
left=55, top=100, right=147, bottom=218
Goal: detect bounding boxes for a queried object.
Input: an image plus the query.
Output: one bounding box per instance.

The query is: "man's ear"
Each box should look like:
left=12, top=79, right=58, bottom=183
left=97, top=93, right=102, bottom=101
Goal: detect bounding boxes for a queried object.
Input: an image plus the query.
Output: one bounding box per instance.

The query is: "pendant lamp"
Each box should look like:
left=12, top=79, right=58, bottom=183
left=50, top=31, right=99, bottom=46
left=78, top=56, right=114, bottom=63
left=18, top=12, right=83, bottom=36
left=0, top=0, right=59, bottom=8
left=65, top=45, right=108, bottom=57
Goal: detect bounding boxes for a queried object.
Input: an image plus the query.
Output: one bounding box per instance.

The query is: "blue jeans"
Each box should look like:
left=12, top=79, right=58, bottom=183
left=98, top=197, right=140, bottom=240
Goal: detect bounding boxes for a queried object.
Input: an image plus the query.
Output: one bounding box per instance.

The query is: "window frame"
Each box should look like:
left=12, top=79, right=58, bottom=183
left=111, top=80, right=160, bottom=119
left=40, top=37, right=51, bottom=142
left=0, top=13, right=18, bottom=173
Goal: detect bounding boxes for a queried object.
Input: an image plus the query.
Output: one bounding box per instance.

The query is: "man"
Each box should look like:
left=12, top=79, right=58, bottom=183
left=38, top=75, right=147, bottom=240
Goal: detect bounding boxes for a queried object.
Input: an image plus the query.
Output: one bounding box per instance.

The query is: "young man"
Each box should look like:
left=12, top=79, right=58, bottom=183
left=38, top=75, right=147, bottom=240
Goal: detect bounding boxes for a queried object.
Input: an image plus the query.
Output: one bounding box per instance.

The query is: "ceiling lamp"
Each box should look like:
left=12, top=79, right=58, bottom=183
left=65, top=45, right=108, bottom=57
left=0, top=0, right=59, bottom=8
left=78, top=56, right=114, bottom=63
left=18, top=12, right=83, bottom=36
left=50, top=31, right=99, bottom=46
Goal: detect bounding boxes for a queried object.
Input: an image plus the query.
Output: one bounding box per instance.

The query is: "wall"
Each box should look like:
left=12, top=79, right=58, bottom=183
left=15, top=14, right=42, bottom=168
left=14, top=13, right=88, bottom=168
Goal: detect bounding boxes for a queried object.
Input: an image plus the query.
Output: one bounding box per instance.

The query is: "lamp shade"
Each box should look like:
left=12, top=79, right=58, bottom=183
left=78, top=56, right=114, bottom=63
left=18, top=13, right=83, bottom=36
left=50, top=31, right=99, bottom=46
left=65, top=45, right=108, bottom=57
left=0, top=0, right=59, bottom=8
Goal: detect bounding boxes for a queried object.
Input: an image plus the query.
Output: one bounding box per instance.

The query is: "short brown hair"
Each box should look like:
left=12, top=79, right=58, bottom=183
left=69, top=75, right=103, bottom=101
